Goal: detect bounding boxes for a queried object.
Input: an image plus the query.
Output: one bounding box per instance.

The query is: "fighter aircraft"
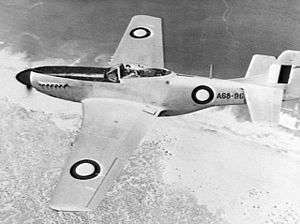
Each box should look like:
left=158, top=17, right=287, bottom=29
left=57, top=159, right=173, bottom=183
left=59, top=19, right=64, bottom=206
left=16, top=15, right=300, bottom=211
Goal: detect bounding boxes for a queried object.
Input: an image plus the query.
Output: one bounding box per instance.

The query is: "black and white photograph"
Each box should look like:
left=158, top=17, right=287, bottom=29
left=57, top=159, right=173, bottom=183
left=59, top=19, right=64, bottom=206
left=1, top=0, right=300, bottom=223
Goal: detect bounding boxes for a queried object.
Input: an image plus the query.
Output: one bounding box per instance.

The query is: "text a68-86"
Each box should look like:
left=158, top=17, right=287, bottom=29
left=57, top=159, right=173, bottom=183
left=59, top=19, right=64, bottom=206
left=216, top=92, right=244, bottom=100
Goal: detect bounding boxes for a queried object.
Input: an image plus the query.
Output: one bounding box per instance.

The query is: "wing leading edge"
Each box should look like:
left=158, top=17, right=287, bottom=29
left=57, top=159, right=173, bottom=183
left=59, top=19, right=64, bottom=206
left=50, top=98, right=157, bottom=211
left=110, top=15, right=164, bottom=68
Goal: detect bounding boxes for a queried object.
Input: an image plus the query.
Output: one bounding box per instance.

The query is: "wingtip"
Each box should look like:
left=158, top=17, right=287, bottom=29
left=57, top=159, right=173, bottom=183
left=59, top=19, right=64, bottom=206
left=49, top=202, right=92, bottom=212
left=131, top=14, right=161, bottom=21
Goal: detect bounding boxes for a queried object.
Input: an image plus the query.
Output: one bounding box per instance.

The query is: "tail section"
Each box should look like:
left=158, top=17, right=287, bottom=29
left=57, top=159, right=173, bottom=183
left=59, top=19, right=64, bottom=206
left=237, top=50, right=300, bottom=124
left=245, top=54, right=276, bottom=79
left=243, top=51, right=300, bottom=100
left=243, top=85, right=283, bottom=124
left=277, top=50, right=300, bottom=100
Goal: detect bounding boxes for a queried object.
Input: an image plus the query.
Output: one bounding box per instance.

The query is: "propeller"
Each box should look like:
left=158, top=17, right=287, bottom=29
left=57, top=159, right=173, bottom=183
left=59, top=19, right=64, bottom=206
left=25, top=84, right=33, bottom=95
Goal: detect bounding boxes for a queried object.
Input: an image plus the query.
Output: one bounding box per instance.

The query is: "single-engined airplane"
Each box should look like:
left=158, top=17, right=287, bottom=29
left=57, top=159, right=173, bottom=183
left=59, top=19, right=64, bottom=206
left=16, top=15, right=300, bottom=211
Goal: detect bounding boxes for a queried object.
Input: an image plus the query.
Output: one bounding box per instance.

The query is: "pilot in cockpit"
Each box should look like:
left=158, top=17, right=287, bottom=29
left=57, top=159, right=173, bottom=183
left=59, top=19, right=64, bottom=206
left=116, top=64, right=172, bottom=80
left=124, top=64, right=140, bottom=78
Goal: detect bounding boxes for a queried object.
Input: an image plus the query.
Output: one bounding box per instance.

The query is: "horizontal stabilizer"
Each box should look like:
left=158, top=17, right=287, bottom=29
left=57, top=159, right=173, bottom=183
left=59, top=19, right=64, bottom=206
left=244, top=85, right=283, bottom=124
left=245, top=54, right=276, bottom=78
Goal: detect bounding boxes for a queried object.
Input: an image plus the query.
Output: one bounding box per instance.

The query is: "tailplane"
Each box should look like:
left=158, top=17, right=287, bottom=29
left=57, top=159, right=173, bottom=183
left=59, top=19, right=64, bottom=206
left=243, top=50, right=300, bottom=99
left=245, top=54, right=276, bottom=80
left=237, top=50, right=300, bottom=124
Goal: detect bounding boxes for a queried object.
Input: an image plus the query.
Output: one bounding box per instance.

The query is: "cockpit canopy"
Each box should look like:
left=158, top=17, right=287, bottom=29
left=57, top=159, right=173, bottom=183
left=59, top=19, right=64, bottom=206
left=121, top=64, right=171, bottom=78
left=106, top=64, right=172, bottom=82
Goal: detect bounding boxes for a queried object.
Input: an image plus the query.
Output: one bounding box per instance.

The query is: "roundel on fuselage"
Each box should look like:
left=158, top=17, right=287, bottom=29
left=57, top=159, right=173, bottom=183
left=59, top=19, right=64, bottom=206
left=129, top=27, right=151, bottom=39
left=191, top=85, right=214, bottom=104
left=70, top=159, right=101, bottom=180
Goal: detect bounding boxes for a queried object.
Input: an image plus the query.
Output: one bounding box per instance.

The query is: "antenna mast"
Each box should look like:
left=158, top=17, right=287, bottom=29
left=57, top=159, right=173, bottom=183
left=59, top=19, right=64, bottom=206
left=209, top=64, right=214, bottom=79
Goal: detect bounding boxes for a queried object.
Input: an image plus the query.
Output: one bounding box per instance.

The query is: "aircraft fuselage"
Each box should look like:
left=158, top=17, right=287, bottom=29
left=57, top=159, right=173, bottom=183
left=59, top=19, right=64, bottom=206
left=17, top=66, right=246, bottom=116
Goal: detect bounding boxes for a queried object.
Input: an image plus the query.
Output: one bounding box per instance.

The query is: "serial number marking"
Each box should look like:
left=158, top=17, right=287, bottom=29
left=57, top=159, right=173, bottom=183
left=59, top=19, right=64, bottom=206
left=216, top=92, right=245, bottom=100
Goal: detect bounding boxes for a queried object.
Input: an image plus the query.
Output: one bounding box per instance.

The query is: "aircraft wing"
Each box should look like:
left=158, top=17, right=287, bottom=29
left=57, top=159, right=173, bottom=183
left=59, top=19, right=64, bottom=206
left=110, top=15, right=164, bottom=68
left=49, top=98, right=157, bottom=211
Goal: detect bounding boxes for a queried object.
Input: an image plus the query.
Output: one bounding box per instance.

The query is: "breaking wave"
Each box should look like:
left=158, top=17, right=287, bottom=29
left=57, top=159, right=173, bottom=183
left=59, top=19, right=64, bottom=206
left=178, top=104, right=300, bottom=155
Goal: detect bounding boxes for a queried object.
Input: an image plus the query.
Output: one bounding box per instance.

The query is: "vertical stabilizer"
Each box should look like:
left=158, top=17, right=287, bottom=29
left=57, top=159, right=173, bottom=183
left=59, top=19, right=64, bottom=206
left=268, top=63, right=292, bottom=84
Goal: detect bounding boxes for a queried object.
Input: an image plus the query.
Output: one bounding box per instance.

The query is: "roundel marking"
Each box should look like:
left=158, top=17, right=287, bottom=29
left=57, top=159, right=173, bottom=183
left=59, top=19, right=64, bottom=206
left=70, top=159, right=101, bottom=180
left=191, top=85, right=214, bottom=104
left=129, top=27, right=151, bottom=39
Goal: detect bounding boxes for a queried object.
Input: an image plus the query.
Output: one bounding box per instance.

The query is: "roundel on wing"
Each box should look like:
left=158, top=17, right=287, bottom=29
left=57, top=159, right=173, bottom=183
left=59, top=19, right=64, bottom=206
left=129, top=27, right=151, bottom=39
left=70, top=159, right=101, bottom=180
left=191, top=85, right=214, bottom=104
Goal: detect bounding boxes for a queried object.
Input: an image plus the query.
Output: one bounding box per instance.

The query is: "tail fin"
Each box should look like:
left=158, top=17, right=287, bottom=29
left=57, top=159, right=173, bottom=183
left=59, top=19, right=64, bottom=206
left=239, top=50, right=300, bottom=123
left=277, top=50, right=300, bottom=100
left=243, top=52, right=300, bottom=91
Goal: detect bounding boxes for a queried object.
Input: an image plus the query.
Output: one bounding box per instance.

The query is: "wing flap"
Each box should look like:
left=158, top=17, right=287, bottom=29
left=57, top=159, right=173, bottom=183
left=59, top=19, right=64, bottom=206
left=50, top=99, right=155, bottom=211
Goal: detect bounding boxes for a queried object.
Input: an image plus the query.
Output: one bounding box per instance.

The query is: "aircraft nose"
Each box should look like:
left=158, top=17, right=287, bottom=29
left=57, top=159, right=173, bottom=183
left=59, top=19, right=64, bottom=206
left=16, top=69, right=31, bottom=87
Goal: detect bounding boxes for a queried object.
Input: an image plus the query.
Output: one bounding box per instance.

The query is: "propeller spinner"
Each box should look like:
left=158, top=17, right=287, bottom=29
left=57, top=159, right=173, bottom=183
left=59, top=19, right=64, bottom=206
left=16, top=69, right=32, bottom=90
